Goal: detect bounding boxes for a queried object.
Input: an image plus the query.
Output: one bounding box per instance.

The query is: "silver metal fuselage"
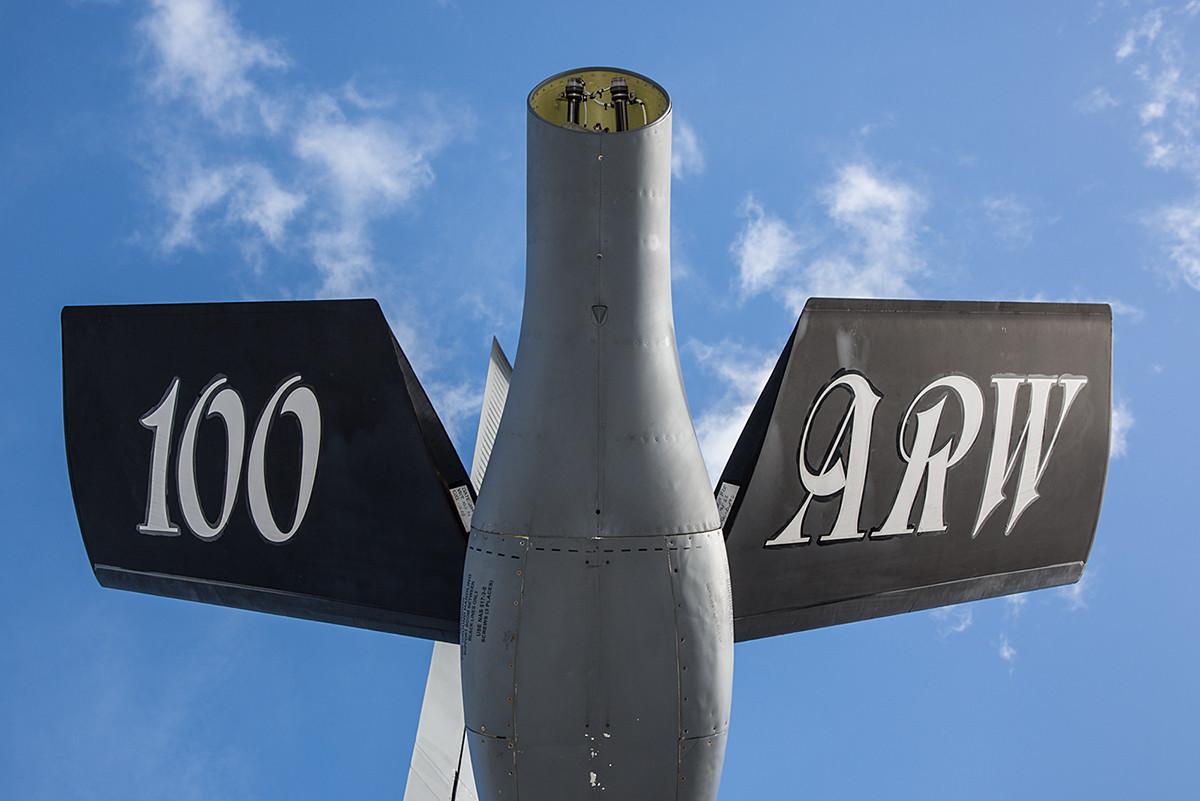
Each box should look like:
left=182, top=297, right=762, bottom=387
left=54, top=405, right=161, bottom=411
left=460, top=69, right=734, bottom=800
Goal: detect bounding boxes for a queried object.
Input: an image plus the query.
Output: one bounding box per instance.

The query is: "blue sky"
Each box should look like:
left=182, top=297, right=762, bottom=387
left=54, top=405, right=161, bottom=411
left=3, top=1, right=1198, bottom=798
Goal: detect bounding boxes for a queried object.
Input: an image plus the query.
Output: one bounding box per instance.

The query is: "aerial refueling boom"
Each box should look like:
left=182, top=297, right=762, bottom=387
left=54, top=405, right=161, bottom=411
left=62, top=68, right=1111, bottom=801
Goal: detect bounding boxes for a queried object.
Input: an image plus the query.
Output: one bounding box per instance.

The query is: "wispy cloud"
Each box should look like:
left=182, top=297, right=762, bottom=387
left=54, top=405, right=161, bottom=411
left=294, top=93, right=447, bottom=294
left=428, top=378, right=486, bottom=454
left=1077, top=86, right=1120, bottom=113
left=1116, top=7, right=1164, bottom=61
left=672, top=118, right=705, bottom=180
left=708, top=161, right=927, bottom=482
left=997, top=633, right=1018, bottom=669
left=931, top=605, right=974, bottom=637
left=1005, top=593, right=1029, bottom=621
left=1106, top=297, right=1147, bottom=321
left=1112, top=3, right=1200, bottom=288
left=981, top=194, right=1037, bottom=248
left=294, top=95, right=439, bottom=213
left=687, top=339, right=776, bottom=483
left=139, top=0, right=288, bottom=133
left=133, top=0, right=457, bottom=298
left=1111, top=398, right=1134, bottom=458
left=731, top=162, right=927, bottom=315
left=1146, top=198, right=1200, bottom=289
left=1059, top=566, right=1096, bottom=611
left=807, top=163, right=927, bottom=300
left=155, top=160, right=306, bottom=256
left=731, top=194, right=805, bottom=298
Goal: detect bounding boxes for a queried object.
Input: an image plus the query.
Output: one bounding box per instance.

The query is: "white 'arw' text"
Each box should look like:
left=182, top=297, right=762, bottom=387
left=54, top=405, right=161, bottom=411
left=764, top=372, right=1087, bottom=547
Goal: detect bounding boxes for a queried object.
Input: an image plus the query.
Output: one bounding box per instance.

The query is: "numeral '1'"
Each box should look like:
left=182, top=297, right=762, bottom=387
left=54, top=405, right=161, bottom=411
left=138, top=377, right=181, bottom=536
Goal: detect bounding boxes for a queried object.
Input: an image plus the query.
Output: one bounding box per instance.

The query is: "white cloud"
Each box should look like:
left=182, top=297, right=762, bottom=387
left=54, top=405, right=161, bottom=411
left=156, top=161, right=237, bottom=252
left=732, top=163, right=927, bottom=315
left=1112, top=4, right=1200, bottom=287
left=981, top=194, right=1036, bottom=248
left=1015, top=293, right=1144, bottom=321
left=428, top=379, right=486, bottom=447
left=132, top=0, right=456, bottom=298
left=1005, top=593, right=1029, bottom=621
left=294, top=94, right=446, bottom=294
left=1116, top=8, right=1163, bottom=61
left=931, top=605, right=973, bottom=636
left=154, top=160, right=305, bottom=255
left=672, top=118, right=705, bottom=180
left=226, top=164, right=308, bottom=247
left=307, top=225, right=375, bottom=296
left=1111, top=398, right=1134, bottom=458
left=295, top=96, right=438, bottom=214
left=139, top=0, right=288, bottom=132
left=731, top=195, right=804, bottom=298
left=1147, top=196, right=1200, bottom=288
left=812, top=164, right=927, bottom=301
left=1058, top=567, right=1095, bottom=611
left=1135, top=56, right=1199, bottom=165
left=1077, top=87, right=1120, bottom=113
left=688, top=339, right=776, bottom=483
left=341, top=78, right=398, bottom=111
left=1106, top=298, right=1146, bottom=321
left=997, top=633, right=1018, bottom=667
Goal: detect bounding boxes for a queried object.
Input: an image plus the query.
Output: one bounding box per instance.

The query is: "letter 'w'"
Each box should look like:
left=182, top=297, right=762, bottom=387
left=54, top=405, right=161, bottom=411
left=972, top=375, right=1088, bottom=537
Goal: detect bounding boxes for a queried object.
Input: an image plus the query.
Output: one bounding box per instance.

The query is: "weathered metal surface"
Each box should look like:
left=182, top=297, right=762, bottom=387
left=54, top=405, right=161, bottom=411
left=469, top=67, right=717, bottom=541
left=461, top=68, right=732, bottom=800
left=461, top=531, right=731, bottom=799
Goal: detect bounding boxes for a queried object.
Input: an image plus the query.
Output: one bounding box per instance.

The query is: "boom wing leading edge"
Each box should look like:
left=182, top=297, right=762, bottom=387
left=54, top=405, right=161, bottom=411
left=719, top=298, right=1112, bottom=641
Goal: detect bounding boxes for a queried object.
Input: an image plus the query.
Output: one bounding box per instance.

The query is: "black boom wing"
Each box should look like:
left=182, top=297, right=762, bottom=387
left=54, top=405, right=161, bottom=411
left=718, top=298, right=1112, bottom=641
left=63, top=300, right=472, bottom=641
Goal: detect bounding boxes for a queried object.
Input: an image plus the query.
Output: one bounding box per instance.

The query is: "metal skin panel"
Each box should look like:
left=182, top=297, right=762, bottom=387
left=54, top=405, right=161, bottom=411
left=62, top=300, right=471, bottom=641
left=469, top=732, right=518, bottom=800
left=515, top=537, right=678, bottom=797
left=677, top=733, right=728, bottom=797
left=470, top=68, right=718, bottom=540
left=461, top=69, right=732, bottom=801
left=461, top=532, right=730, bottom=799
left=719, top=298, right=1112, bottom=640
left=459, top=530, right=527, bottom=740
left=669, top=533, right=734, bottom=744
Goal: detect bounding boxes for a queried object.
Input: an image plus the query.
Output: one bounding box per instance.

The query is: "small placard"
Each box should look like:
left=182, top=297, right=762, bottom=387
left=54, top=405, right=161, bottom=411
left=716, top=482, right=739, bottom=527
left=450, top=485, right=475, bottom=532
